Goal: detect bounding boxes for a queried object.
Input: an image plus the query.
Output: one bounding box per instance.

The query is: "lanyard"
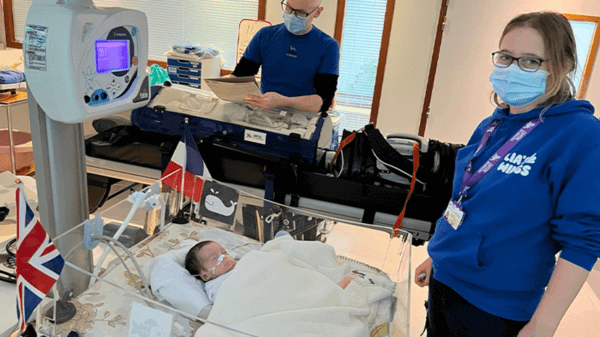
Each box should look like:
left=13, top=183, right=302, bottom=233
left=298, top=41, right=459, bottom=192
left=459, top=118, right=542, bottom=201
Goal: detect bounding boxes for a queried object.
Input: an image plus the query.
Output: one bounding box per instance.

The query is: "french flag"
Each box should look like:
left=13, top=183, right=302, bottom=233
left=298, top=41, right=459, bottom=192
left=161, top=122, right=211, bottom=202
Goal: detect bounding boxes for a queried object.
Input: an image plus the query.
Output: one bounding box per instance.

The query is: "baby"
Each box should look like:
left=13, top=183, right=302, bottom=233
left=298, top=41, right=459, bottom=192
left=185, top=236, right=359, bottom=303
left=184, top=240, right=237, bottom=303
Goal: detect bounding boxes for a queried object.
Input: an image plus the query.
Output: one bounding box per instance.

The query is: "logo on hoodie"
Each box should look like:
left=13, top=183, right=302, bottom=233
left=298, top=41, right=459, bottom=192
left=497, top=152, right=537, bottom=176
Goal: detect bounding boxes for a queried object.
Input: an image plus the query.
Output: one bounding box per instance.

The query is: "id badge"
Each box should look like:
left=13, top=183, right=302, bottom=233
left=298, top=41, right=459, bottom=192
left=443, top=201, right=465, bottom=230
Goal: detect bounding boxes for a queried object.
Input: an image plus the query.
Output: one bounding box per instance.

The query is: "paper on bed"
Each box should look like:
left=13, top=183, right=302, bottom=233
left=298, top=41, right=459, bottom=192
left=204, top=76, right=262, bottom=103
left=196, top=235, right=395, bottom=337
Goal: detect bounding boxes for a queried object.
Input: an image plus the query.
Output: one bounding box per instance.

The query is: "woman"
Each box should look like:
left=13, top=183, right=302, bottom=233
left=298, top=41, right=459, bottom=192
left=415, top=12, right=600, bottom=337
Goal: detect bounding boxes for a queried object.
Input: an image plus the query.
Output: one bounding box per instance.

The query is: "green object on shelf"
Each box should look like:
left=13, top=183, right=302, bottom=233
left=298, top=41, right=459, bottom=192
left=149, top=64, right=171, bottom=86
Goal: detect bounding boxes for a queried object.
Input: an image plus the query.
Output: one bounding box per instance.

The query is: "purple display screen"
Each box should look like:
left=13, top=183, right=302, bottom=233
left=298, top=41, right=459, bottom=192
left=95, top=40, right=130, bottom=74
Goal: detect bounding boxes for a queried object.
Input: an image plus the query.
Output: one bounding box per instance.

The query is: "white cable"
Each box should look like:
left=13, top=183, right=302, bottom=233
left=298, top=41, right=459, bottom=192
left=371, top=147, right=425, bottom=185
left=63, top=237, right=150, bottom=299
left=337, top=150, right=344, bottom=178
left=90, top=191, right=146, bottom=287
left=98, top=236, right=151, bottom=299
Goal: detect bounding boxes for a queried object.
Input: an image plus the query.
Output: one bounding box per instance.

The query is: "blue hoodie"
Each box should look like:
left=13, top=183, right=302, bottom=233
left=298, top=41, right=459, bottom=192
left=428, top=99, right=600, bottom=321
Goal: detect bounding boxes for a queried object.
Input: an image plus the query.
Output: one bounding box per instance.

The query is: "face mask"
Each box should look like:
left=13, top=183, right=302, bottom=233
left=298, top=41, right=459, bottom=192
left=283, top=12, right=307, bottom=35
left=489, top=64, right=549, bottom=107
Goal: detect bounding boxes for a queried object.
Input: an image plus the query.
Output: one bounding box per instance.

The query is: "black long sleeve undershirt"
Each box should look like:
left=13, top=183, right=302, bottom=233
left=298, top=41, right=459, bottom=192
left=232, top=57, right=339, bottom=112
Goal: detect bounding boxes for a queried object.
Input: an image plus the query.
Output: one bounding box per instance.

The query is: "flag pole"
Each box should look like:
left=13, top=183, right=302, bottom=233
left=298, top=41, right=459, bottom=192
left=178, top=118, right=189, bottom=212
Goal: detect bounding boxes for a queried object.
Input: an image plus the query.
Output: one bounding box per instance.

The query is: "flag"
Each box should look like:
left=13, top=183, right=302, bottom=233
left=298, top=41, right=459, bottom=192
left=15, top=187, right=65, bottom=332
left=162, top=122, right=211, bottom=202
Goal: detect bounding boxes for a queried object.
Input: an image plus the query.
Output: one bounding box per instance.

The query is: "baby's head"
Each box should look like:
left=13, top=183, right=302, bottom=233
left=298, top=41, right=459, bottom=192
left=185, top=240, right=236, bottom=282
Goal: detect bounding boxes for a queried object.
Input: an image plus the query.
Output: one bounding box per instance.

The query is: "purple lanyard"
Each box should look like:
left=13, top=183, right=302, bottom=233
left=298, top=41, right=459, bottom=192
left=459, top=118, right=542, bottom=200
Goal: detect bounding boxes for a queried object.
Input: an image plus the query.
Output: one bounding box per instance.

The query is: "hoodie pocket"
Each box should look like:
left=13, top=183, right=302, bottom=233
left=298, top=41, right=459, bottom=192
left=428, top=218, right=485, bottom=271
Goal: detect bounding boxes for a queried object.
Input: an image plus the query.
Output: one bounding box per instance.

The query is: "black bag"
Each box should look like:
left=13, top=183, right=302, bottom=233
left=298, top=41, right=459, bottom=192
left=337, top=129, right=378, bottom=184
left=85, top=125, right=179, bottom=170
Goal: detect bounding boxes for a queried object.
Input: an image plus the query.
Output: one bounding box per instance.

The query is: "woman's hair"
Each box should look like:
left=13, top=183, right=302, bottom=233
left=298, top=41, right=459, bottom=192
left=493, top=12, right=577, bottom=108
left=184, top=240, right=215, bottom=280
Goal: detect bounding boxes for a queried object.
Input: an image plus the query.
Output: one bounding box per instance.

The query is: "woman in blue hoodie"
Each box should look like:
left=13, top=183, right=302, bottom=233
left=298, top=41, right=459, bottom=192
left=415, top=12, right=600, bottom=337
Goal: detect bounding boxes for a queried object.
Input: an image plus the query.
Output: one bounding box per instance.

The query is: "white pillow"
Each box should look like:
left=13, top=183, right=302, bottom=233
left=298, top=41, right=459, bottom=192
left=144, top=240, right=211, bottom=317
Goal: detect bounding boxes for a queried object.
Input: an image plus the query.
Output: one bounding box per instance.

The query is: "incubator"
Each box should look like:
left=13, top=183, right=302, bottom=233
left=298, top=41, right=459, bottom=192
left=3, top=170, right=412, bottom=337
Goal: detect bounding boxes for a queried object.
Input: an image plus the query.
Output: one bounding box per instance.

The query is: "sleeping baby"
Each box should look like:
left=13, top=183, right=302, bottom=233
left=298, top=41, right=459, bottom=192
left=185, top=235, right=359, bottom=303
left=184, top=240, right=237, bottom=303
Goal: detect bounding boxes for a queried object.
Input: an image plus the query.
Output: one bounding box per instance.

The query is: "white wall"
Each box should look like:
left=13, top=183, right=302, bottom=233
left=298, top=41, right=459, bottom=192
left=376, top=0, right=442, bottom=136
left=265, top=0, right=338, bottom=38
left=2, top=1, right=598, bottom=145
left=0, top=1, right=6, bottom=47
left=0, top=0, right=441, bottom=139
left=425, top=0, right=600, bottom=144
left=264, top=0, right=441, bottom=139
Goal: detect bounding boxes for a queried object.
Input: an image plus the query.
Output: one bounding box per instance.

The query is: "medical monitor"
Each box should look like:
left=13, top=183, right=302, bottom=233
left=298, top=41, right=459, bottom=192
left=95, top=40, right=131, bottom=74
left=24, top=4, right=150, bottom=123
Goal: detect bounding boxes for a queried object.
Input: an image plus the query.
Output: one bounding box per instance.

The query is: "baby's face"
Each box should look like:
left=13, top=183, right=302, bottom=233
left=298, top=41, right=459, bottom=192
left=197, top=242, right=236, bottom=281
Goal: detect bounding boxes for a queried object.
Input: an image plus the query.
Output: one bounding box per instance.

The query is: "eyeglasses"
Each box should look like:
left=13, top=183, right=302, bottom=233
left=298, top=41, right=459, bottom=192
left=492, top=52, right=547, bottom=72
left=281, top=1, right=320, bottom=20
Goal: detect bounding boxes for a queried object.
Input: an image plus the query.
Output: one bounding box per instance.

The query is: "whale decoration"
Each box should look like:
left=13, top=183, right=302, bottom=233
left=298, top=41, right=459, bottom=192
left=205, top=188, right=238, bottom=217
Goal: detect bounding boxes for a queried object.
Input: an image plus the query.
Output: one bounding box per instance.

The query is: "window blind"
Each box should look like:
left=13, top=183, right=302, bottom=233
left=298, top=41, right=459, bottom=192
left=336, top=0, right=387, bottom=134
left=11, top=0, right=258, bottom=69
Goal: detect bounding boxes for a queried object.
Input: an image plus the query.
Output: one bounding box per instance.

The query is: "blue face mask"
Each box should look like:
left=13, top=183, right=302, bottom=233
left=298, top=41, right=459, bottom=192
left=489, top=64, right=549, bottom=107
left=283, top=12, right=307, bottom=35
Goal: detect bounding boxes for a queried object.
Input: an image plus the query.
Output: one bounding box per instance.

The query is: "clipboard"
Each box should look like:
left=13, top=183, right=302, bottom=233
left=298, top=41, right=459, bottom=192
left=203, top=76, right=262, bottom=103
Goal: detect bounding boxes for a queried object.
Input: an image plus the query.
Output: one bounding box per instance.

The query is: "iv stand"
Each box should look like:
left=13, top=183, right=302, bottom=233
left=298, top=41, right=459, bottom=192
left=27, top=88, right=92, bottom=322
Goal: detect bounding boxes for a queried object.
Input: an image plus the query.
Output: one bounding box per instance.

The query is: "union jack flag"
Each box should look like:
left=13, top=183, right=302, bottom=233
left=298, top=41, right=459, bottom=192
left=15, top=187, right=64, bottom=332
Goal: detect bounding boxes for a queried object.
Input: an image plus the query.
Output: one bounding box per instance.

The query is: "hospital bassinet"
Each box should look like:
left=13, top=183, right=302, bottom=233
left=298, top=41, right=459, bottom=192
left=4, top=170, right=412, bottom=337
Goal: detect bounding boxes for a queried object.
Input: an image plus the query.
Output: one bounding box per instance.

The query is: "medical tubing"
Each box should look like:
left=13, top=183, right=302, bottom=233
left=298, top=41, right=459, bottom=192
left=62, top=237, right=150, bottom=299
left=0, top=269, right=16, bottom=283
left=159, top=194, right=166, bottom=232
left=62, top=260, right=261, bottom=337
left=91, top=191, right=146, bottom=286
left=98, top=236, right=152, bottom=299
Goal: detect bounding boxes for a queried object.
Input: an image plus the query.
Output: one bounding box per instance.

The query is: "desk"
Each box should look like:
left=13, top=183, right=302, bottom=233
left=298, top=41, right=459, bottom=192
left=0, top=91, right=28, bottom=174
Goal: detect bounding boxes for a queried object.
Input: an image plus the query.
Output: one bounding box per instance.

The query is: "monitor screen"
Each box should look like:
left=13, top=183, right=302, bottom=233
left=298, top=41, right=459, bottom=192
left=95, top=40, right=130, bottom=74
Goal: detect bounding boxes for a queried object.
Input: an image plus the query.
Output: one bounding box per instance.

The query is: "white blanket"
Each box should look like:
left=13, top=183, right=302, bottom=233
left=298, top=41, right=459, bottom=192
left=195, top=235, right=395, bottom=337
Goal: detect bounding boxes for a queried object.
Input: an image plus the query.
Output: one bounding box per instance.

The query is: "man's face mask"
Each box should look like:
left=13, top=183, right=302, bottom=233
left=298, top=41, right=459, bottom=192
left=283, top=12, right=307, bottom=35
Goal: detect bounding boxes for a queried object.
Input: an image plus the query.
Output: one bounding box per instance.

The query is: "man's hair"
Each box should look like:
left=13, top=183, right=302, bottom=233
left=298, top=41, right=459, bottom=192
left=184, top=240, right=215, bottom=280
left=493, top=12, right=577, bottom=108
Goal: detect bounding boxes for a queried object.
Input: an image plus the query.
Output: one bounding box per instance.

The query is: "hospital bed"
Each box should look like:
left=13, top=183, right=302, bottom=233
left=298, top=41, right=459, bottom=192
left=3, top=171, right=412, bottom=337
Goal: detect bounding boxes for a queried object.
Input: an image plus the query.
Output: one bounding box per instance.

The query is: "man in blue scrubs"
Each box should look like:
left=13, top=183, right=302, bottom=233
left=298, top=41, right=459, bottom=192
left=232, top=0, right=340, bottom=113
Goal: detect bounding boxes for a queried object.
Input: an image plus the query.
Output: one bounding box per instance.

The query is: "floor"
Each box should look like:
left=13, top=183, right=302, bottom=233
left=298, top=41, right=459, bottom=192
left=1, top=178, right=600, bottom=336
left=409, top=244, right=600, bottom=337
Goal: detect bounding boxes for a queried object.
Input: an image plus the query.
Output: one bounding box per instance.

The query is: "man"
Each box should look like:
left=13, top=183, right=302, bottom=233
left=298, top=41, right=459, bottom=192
left=231, top=0, right=340, bottom=113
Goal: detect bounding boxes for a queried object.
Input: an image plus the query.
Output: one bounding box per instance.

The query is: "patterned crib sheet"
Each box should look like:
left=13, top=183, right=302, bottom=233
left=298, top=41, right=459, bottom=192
left=51, top=221, right=261, bottom=337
